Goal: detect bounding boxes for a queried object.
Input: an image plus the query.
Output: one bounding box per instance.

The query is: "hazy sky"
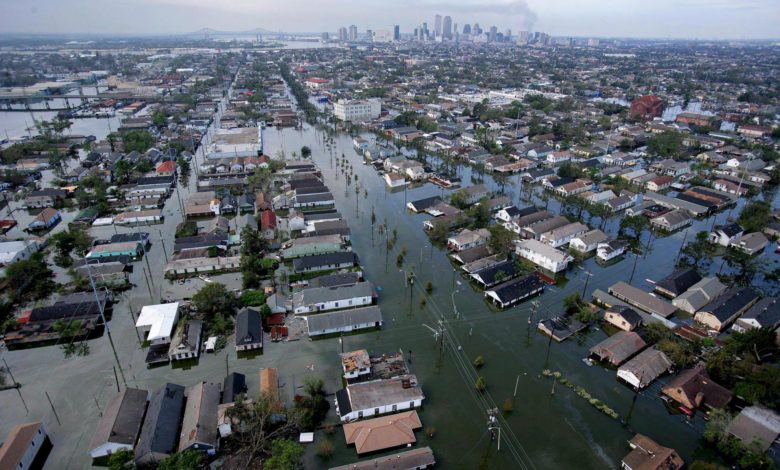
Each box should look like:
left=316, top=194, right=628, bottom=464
left=0, top=0, right=778, bottom=39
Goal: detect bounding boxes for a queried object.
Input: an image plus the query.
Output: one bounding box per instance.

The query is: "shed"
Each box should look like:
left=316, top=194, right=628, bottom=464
left=589, top=331, right=647, bottom=366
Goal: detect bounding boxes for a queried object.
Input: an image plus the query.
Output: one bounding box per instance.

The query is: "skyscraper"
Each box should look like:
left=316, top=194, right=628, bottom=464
left=338, top=27, right=348, bottom=41
left=463, top=24, right=471, bottom=35
left=505, top=29, right=512, bottom=42
left=489, top=26, right=498, bottom=43
left=517, top=30, right=529, bottom=44
left=443, top=16, right=452, bottom=39
left=473, top=23, right=481, bottom=35
left=434, top=14, right=442, bottom=38
left=393, top=25, right=400, bottom=41
left=348, top=25, right=358, bottom=41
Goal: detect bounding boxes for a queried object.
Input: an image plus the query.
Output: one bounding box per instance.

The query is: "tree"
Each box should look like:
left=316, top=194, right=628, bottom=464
left=300, top=146, right=311, bottom=158
left=3, top=253, right=56, bottom=303
left=192, top=283, right=238, bottom=335
left=121, top=130, right=156, bottom=153
left=563, top=292, right=583, bottom=313
left=679, top=231, right=717, bottom=269
left=647, top=131, right=683, bottom=159
left=113, top=159, right=132, bottom=184
left=724, top=248, right=764, bottom=285
left=737, top=201, right=772, bottom=233
left=468, top=199, right=491, bottom=229
left=293, top=378, right=330, bottom=430
left=473, top=356, right=485, bottom=368
left=475, top=376, right=486, bottom=392
left=107, top=449, right=134, bottom=470
left=157, top=450, right=204, bottom=470
left=487, top=225, right=514, bottom=258
left=265, top=438, right=305, bottom=470
left=240, top=290, right=266, bottom=307
left=152, top=110, right=168, bottom=128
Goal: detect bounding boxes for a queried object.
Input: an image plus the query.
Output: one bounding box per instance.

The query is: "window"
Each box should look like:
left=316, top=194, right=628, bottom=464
left=410, top=401, right=415, bottom=408
left=392, top=404, right=397, bottom=411
left=358, top=411, right=363, bottom=418
left=374, top=408, right=379, bottom=415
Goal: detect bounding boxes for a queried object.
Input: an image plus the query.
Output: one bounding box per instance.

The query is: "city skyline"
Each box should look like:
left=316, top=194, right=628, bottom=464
left=0, top=0, right=778, bottom=40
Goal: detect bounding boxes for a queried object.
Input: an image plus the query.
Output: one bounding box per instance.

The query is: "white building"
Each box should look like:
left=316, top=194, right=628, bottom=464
left=540, top=222, right=588, bottom=248
left=597, top=241, right=628, bottom=262
left=207, top=127, right=263, bottom=160
left=293, top=282, right=375, bottom=315
left=340, top=349, right=371, bottom=380
left=335, top=375, right=425, bottom=422
left=134, top=303, right=179, bottom=345
left=0, top=240, right=39, bottom=273
left=0, top=422, right=48, bottom=470
left=384, top=172, right=407, bottom=188
left=306, top=306, right=383, bottom=337
left=515, top=239, right=573, bottom=273
left=333, top=99, right=381, bottom=122
left=569, top=229, right=608, bottom=253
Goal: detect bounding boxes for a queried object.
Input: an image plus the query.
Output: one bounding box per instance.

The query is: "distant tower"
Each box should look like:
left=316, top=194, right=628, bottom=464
left=366, top=29, right=372, bottom=42
left=348, top=25, right=358, bottom=41
left=463, top=24, right=471, bottom=35
left=422, top=22, right=429, bottom=40
left=505, top=29, right=512, bottom=41
left=434, top=14, right=442, bottom=38
left=338, top=27, right=348, bottom=41
left=473, top=23, right=481, bottom=35
left=443, top=16, right=452, bottom=39
left=489, top=26, right=497, bottom=43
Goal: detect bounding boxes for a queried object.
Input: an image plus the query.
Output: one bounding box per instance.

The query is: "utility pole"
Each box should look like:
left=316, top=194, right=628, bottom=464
left=628, top=251, right=640, bottom=285
left=581, top=271, right=593, bottom=298
left=544, top=321, right=554, bottom=369
left=84, top=259, right=127, bottom=388
left=674, top=229, right=689, bottom=266
left=45, top=391, right=61, bottom=425
left=528, top=301, right=539, bottom=325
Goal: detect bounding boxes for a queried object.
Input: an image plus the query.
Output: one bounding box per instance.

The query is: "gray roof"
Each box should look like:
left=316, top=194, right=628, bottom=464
left=740, top=298, right=780, bottom=328
left=179, top=382, right=220, bottom=451
left=306, top=306, right=382, bottom=335
left=292, top=252, right=358, bottom=271
left=699, top=287, right=761, bottom=322
left=609, top=282, right=677, bottom=318
left=135, top=383, right=185, bottom=464
left=618, top=348, right=673, bottom=387
left=328, top=446, right=436, bottom=470
left=589, top=331, right=647, bottom=365
left=673, top=277, right=727, bottom=313
left=294, top=282, right=374, bottom=308
left=235, top=308, right=263, bottom=347
left=91, top=388, right=148, bottom=451
left=343, top=374, right=423, bottom=412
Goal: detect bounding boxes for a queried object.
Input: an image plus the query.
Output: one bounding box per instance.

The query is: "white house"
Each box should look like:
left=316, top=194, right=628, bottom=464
left=134, top=303, right=179, bottom=345
left=340, top=349, right=371, bottom=380
left=0, top=422, right=49, bottom=470
left=293, top=282, right=375, bottom=315
left=90, top=388, right=148, bottom=458
left=384, top=172, right=407, bottom=188
left=335, top=375, right=425, bottom=422
left=515, top=239, right=573, bottom=273
left=597, top=240, right=628, bottom=262
left=709, top=223, right=744, bottom=247
left=569, top=229, right=608, bottom=253
left=0, top=240, right=40, bottom=272
left=447, top=228, right=490, bottom=252
left=540, top=222, right=588, bottom=248
left=306, top=306, right=383, bottom=337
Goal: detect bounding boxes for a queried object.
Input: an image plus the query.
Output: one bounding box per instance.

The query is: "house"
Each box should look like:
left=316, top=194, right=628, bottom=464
left=709, top=223, right=744, bottom=246
left=604, top=306, right=643, bottom=331
left=169, top=319, right=203, bottom=361
left=135, top=302, right=179, bottom=345
left=495, top=205, right=536, bottom=224
left=343, top=410, right=422, bottom=455
left=713, top=179, right=749, bottom=196
left=730, top=232, right=769, bottom=256
left=589, top=331, right=647, bottom=366
left=90, top=388, right=148, bottom=458
left=654, top=268, right=702, bottom=298
left=0, top=422, right=50, bottom=470
left=621, top=434, right=684, bottom=470
left=515, top=239, right=573, bottom=273
left=484, top=274, right=545, bottom=309
left=569, top=229, right=608, bottom=253
left=661, top=366, right=732, bottom=412
left=521, top=216, right=570, bottom=240
left=260, top=368, right=279, bottom=402
left=650, top=209, right=691, bottom=232
left=672, top=277, right=728, bottom=314
left=617, top=349, right=673, bottom=389
left=694, top=287, right=761, bottom=332
left=164, top=256, right=241, bottom=277
left=222, top=373, right=247, bottom=404
left=260, top=209, right=277, bottom=240
left=470, top=260, right=518, bottom=288
left=726, top=406, right=780, bottom=453
left=306, top=306, right=383, bottom=337
left=540, top=222, right=588, bottom=248
left=459, top=184, right=489, bottom=204
left=340, top=349, right=371, bottom=380
left=310, top=272, right=361, bottom=289
left=134, top=383, right=186, bottom=467
left=608, top=282, right=677, bottom=318
left=555, top=179, right=592, bottom=197
left=335, top=375, right=424, bottom=422
left=292, top=252, right=358, bottom=273
left=645, top=175, right=673, bottom=192
left=630, top=95, right=665, bottom=118
left=384, top=172, right=407, bottom=188
left=596, top=240, right=628, bottom=262
left=733, top=298, right=780, bottom=333
left=329, top=447, right=435, bottom=470
left=281, top=234, right=343, bottom=259
left=406, top=196, right=442, bottom=213
left=447, top=228, right=490, bottom=251
left=156, top=160, right=177, bottom=177
left=293, top=282, right=375, bottom=315
left=0, top=240, right=39, bottom=270
left=24, top=189, right=67, bottom=208
left=27, top=208, right=61, bottom=230
left=235, top=308, right=263, bottom=351
left=114, top=209, right=163, bottom=225
left=179, top=382, right=220, bottom=453
left=86, top=241, right=143, bottom=260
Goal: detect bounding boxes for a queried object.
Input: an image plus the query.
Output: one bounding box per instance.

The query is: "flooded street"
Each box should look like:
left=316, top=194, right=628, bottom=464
left=0, top=115, right=778, bottom=468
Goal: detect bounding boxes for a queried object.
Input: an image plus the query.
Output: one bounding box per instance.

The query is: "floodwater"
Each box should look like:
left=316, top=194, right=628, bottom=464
left=0, top=101, right=778, bottom=469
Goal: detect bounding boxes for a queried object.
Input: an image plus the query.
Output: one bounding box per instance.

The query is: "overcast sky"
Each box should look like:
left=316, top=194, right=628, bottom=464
left=0, top=0, right=778, bottom=39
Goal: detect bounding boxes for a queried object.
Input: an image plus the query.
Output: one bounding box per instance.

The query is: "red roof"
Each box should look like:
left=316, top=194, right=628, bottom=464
left=156, top=161, right=176, bottom=174
left=261, top=210, right=277, bottom=230
left=305, top=77, right=329, bottom=84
